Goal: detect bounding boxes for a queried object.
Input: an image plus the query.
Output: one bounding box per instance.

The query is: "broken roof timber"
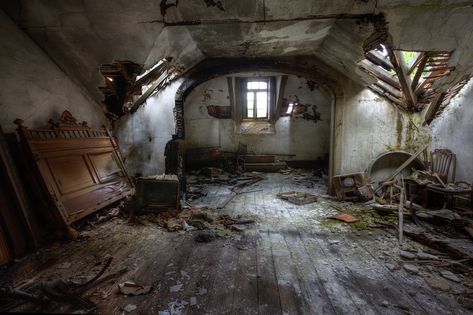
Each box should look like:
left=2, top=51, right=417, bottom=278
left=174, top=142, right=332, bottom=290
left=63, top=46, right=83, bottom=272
left=391, top=50, right=417, bottom=109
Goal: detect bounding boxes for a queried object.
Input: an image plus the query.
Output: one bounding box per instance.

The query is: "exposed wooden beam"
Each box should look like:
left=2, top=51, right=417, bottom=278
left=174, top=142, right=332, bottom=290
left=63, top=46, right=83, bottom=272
left=129, top=71, right=171, bottom=113
left=359, top=59, right=400, bottom=89
left=366, top=50, right=393, bottom=72
left=407, top=52, right=425, bottom=75
left=411, top=55, right=427, bottom=90
left=423, top=92, right=446, bottom=125
left=132, top=62, right=168, bottom=94
left=391, top=50, right=417, bottom=108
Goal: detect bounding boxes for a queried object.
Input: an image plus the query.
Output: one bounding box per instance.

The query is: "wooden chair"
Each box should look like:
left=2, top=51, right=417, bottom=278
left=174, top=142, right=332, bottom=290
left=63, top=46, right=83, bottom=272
left=430, top=149, right=456, bottom=183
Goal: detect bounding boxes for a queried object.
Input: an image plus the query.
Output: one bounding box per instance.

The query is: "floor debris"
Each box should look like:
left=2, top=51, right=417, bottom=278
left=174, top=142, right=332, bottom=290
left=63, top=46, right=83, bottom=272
left=118, top=281, right=152, bottom=295
left=276, top=191, right=318, bottom=205
left=194, top=230, right=216, bottom=243
left=123, top=304, right=137, bottom=312
left=327, top=213, right=359, bottom=223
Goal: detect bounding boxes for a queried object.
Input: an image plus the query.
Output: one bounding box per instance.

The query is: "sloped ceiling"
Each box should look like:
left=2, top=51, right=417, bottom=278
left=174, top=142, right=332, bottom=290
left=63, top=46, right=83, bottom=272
left=1, top=0, right=473, bottom=105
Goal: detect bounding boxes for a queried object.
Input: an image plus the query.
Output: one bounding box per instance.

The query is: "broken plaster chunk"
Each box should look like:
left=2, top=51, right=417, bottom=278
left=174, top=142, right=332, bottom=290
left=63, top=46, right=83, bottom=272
left=381, top=300, right=389, bottom=307
left=170, top=284, right=183, bottom=293
left=158, top=311, right=170, bottom=315
left=190, top=296, right=197, bottom=306
left=400, top=250, right=416, bottom=260
left=118, top=281, right=152, bottom=296
left=440, top=270, right=461, bottom=283
left=197, top=287, right=207, bottom=296
left=181, top=270, right=190, bottom=280
left=403, top=264, right=419, bottom=274
left=123, top=304, right=137, bottom=313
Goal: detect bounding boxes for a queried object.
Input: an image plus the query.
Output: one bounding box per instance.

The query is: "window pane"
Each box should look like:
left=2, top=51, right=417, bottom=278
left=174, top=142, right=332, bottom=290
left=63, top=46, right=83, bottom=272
left=247, top=109, right=254, bottom=118
left=247, top=81, right=268, bottom=90
left=256, top=91, right=267, bottom=100
left=247, top=92, right=254, bottom=101
left=256, top=109, right=267, bottom=118
left=256, top=92, right=267, bottom=106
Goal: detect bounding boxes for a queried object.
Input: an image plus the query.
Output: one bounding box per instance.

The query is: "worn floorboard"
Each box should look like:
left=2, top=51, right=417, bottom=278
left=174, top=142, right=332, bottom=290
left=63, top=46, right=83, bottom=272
left=5, top=173, right=472, bottom=315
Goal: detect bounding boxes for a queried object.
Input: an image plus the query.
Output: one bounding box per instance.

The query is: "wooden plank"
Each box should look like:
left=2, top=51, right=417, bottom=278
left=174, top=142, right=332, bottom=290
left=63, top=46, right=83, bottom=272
left=334, top=234, right=432, bottom=314
left=408, top=52, right=425, bottom=75
left=192, top=239, right=239, bottom=314
left=231, top=232, right=259, bottom=315
left=244, top=162, right=286, bottom=172
left=268, top=231, right=305, bottom=314
left=300, top=231, right=363, bottom=314
left=352, top=233, right=466, bottom=314
left=283, top=231, right=336, bottom=314
left=241, top=155, right=275, bottom=163
left=359, top=59, right=401, bottom=89
left=256, top=229, right=283, bottom=315
left=130, top=70, right=170, bottom=112
left=391, top=50, right=417, bottom=107
left=423, top=92, right=446, bottom=125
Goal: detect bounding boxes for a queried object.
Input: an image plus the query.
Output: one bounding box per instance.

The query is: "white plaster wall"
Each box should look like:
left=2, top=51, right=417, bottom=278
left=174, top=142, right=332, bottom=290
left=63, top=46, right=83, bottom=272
left=184, top=74, right=332, bottom=161
left=339, top=81, right=404, bottom=173
left=114, top=73, right=405, bottom=179
left=431, top=80, right=473, bottom=182
left=0, top=10, right=106, bottom=133
left=115, top=80, right=182, bottom=177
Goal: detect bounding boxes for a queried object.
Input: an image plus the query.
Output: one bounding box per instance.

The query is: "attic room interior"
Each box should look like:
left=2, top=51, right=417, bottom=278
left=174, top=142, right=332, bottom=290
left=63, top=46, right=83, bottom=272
left=1, top=0, right=473, bottom=314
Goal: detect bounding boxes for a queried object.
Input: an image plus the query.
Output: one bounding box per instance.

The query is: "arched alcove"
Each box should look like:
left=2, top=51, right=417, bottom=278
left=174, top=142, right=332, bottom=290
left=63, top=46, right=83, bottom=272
left=173, top=58, right=344, bottom=191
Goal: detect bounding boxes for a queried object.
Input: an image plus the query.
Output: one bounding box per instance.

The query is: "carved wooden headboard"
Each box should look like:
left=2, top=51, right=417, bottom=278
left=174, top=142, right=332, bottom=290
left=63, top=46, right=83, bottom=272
left=14, top=111, right=134, bottom=225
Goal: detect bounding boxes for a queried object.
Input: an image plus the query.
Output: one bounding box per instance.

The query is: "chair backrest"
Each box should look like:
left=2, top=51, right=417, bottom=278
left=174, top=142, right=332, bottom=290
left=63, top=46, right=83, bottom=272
left=430, top=149, right=456, bottom=183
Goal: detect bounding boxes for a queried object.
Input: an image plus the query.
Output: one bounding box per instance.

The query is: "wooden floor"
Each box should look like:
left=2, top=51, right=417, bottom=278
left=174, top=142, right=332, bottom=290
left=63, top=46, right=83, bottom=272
left=5, top=173, right=472, bottom=314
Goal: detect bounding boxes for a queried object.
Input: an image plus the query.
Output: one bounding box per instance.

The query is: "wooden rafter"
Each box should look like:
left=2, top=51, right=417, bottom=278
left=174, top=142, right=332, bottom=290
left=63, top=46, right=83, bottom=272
left=407, top=52, right=425, bottom=75
left=391, top=50, right=417, bottom=108
left=411, top=54, right=427, bottom=89
left=423, top=92, right=446, bottom=125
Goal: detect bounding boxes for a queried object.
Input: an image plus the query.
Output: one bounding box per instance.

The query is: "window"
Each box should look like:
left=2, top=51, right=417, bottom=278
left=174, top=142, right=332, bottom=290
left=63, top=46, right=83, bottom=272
left=245, top=79, right=270, bottom=119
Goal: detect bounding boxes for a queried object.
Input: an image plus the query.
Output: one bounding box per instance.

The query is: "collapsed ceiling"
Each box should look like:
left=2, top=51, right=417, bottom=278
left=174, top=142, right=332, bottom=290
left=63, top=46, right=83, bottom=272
left=2, top=0, right=473, bottom=115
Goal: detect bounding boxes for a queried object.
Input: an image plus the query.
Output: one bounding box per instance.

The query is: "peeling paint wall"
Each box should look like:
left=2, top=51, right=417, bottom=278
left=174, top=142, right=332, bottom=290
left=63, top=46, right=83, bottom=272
left=0, top=10, right=107, bottom=133
left=115, top=80, right=182, bottom=177
left=339, top=81, right=406, bottom=174
left=183, top=73, right=332, bottom=161
left=430, top=80, right=473, bottom=182
left=115, top=73, right=407, bottom=178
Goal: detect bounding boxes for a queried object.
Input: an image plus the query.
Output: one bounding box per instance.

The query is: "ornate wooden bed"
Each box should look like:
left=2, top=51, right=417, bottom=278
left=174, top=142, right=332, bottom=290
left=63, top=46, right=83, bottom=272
left=14, top=111, right=134, bottom=226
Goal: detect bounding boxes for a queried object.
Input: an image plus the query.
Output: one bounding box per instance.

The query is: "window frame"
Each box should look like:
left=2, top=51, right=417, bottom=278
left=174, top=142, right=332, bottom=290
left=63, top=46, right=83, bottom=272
left=244, top=78, right=271, bottom=120
left=235, top=76, right=276, bottom=122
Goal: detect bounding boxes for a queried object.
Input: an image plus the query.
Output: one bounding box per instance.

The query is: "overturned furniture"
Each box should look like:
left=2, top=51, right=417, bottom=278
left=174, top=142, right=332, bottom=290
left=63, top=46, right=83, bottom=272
left=14, top=111, right=134, bottom=227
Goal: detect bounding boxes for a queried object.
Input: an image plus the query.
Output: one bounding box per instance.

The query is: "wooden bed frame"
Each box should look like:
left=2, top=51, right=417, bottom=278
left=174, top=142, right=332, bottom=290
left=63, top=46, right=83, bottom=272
left=14, top=111, right=134, bottom=226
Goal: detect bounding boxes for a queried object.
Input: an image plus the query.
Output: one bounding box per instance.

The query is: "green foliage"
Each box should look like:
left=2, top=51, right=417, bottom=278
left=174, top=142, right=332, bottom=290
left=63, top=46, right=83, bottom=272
left=401, top=51, right=419, bottom=68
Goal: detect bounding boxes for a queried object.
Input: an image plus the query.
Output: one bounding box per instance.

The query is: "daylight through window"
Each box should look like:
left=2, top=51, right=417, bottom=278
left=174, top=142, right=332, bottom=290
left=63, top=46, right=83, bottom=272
left=245, top=80, right=269, bottom=119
